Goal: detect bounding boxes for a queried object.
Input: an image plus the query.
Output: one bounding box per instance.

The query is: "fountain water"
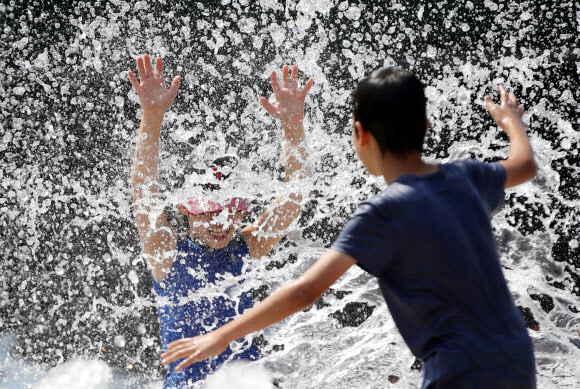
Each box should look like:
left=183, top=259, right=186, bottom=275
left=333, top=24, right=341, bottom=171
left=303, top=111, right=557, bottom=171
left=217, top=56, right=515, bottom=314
left=1, top=0, right=579, bottom=387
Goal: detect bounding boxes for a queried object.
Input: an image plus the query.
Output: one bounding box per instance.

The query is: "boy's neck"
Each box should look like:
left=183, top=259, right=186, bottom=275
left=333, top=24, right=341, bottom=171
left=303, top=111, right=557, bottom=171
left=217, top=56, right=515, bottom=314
left=380, top=151, right=439, bottom=185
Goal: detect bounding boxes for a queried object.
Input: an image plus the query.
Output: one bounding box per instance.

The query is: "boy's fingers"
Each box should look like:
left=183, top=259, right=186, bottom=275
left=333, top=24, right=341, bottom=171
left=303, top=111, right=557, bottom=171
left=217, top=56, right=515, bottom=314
left=136, top=57, right=146, bottom=81
left=301, top=78, right=314, bottom=97
left=260, top=96, right=278, bottom=117
left=128, top=71, right=140, bottom=90
left=162, top=345, right=189, bottom=364
left=498, top=84, right=507, bottom=105
left=508, top=92, right=518, bottom=107
left=290, top=65, right=298, bottom=88
left=144, top=54, right=154, bottom=78
left=281, top=65, right=289, bottom=89
left=155, top=57, right=163, bottom=78
left=169, top=76, right=181, bottom=98
left=270, top=71, right=281, bottom=97
left=484, top=96, right=496, bottom=112
left=176, top=353, right=199, bottom=372
left=167, top=337, right=190, bottom=349
left=169, top=338, right=190, bottom=348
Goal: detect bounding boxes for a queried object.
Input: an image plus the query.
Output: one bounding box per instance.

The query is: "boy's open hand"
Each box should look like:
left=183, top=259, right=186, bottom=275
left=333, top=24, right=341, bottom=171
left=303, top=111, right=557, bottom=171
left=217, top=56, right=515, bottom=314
left=161, top=332, right=228, bottom=372
left=128, top=54, right=181, bottom=116
left=260, top=65, right=314, bottom=128
left=484, top=85, right=526, bottom=131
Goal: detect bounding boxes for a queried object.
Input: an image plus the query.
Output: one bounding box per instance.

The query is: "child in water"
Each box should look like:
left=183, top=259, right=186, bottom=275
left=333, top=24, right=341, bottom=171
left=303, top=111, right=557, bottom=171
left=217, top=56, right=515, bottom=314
left=128, top=54, right=313, bottom=387
left=161, top=68, right=538, bottom=388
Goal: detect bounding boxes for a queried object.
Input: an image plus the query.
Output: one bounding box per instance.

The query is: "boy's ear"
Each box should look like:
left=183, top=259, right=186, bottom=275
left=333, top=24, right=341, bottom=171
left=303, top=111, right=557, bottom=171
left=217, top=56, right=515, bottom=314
left=354, top=121, right=369, bottom=146
left=176, top=204, right=189, bottom=215
left=425, top=119, right=430, bottom=136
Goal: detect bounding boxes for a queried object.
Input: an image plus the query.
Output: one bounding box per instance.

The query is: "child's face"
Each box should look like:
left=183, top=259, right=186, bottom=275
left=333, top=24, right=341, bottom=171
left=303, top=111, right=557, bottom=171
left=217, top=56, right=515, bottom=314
left=187, top=209, right=244, bottom=250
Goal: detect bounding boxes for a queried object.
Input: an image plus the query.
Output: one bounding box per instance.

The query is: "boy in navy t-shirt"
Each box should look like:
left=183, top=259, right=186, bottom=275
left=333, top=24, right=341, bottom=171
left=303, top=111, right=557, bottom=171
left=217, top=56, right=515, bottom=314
left=161, top=68, right=537, bottom=388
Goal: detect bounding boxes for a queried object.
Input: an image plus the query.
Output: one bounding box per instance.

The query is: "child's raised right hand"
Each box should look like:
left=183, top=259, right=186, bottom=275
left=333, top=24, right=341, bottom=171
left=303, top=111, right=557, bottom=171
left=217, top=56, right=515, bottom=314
left=260, top=65, right=314, bottom=128
left=128, top=54, right=181, bottom=116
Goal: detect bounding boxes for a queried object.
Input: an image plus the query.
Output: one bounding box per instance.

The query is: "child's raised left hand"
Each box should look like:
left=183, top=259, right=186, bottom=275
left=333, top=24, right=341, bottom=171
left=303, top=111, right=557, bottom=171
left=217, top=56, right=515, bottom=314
left=260, top=65, right=314, bottom=130
left=128, top=54, right=181, bottom=117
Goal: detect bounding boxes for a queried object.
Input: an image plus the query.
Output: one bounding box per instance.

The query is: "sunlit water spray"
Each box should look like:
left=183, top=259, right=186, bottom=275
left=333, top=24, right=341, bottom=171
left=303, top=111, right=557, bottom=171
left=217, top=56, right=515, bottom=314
left=1, top=1, right=579, bottom=388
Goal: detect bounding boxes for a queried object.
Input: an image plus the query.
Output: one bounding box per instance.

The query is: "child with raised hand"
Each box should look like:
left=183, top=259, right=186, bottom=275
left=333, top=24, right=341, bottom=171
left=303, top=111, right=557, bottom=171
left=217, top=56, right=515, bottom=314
left=128, top=54, right=313, bottom=387
left=161, top=68, right=537, bottom=388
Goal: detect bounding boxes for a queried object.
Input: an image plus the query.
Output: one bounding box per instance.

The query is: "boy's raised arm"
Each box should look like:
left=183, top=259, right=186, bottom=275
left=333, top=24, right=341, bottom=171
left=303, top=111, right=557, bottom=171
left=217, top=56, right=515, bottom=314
left=128, top=54, right=181, bottom=281
left=485, top=85, right=537, bottom=188
left=242, top=65, right=314, bottom=258
left=161, top=249, right=357, bottom=370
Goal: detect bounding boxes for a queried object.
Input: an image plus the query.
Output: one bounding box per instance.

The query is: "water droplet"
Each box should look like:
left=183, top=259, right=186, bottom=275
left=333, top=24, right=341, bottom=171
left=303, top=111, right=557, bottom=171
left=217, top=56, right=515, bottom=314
left=103, top=253, right=112, bottom=263
left=114, top=335, right=126, bottom=348
left=569, top=239, right=579, bottom=250
left=83, top=286, right=93, bottom=297
left=328, top=30, right=337, bottom=42
left=34, top=324, right=46, bottom=334
left=427, top=45, right=437, bottom=58
left=13, top=87, right=26, bottom=96
left=114, top=96, right=124, bottom=108
left=561, top=138, right=571, bottom=150
left=344, top=6, right=361, bottom=21
left=55, top=267, right=64, bottom=276
left=137, top=323, right=146, bottom=334
left=204, top=144, right=220, bottom=164
left=484, top=0, right=498, bottom=11
left=128, top=269, right=139, bottom=284
left=520, top=11, right=532, bottom=21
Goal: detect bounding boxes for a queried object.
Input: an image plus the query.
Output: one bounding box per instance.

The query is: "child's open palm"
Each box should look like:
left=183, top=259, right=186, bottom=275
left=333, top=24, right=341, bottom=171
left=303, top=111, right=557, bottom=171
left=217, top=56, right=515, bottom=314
left=128, top=54, right=181, bottom=115
left=260, top=65, right=314, bottom=127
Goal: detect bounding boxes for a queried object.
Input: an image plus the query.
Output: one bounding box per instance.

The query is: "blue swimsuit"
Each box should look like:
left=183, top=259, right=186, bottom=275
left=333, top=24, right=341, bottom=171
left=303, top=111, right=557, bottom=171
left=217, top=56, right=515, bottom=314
left=151, top=234, right=260, bottom=388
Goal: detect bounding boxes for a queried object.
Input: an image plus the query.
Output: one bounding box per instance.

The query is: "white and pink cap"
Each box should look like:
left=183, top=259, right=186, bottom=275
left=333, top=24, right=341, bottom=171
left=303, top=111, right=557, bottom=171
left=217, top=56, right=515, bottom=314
left=181, top=155, right=252, bottom=215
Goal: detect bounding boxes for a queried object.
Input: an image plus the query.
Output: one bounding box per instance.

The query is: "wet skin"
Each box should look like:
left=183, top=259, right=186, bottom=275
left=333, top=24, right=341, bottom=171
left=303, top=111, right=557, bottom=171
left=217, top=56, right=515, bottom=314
left=186, top=210, right=244, bottom=250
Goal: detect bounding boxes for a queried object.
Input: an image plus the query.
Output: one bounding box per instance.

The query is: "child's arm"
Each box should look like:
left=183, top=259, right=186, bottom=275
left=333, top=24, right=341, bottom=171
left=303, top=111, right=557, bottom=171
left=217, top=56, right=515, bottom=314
left=242, top=65, right=314, bottom=258
left=161, top=249, right=356, bottom=370
left=128, top=54, right=181, bottom=281
left=485, top=85, right=537, bottom=188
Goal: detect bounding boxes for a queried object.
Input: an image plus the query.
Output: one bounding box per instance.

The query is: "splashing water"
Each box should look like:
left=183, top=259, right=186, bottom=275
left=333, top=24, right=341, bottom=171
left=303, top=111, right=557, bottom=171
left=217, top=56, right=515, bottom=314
left=1, top=1, right=579, bottom=388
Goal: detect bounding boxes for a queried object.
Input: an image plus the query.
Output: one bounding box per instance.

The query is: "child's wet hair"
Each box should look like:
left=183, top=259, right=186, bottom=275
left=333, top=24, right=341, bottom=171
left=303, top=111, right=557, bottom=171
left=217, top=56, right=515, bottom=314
left=353, top=67, right=427, bottom=156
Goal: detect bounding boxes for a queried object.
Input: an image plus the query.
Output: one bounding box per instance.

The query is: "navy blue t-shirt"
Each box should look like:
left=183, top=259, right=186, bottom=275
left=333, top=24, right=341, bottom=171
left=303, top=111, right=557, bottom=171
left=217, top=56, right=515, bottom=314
left=152, top=234, right=260, bottom=388
left=332, top=161, right=535, bottom=388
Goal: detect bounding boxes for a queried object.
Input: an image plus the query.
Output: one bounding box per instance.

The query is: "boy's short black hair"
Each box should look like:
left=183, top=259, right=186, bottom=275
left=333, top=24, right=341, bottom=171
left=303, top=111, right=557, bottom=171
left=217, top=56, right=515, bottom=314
left=353, top=67, right=427, bottom=156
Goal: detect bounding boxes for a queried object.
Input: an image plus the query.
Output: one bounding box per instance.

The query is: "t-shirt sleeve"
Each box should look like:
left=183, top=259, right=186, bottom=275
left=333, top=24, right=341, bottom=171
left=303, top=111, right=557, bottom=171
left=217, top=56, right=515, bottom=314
left=459, top=160, right=507, bottom=215
left=331, top=203, right=395, bottom=277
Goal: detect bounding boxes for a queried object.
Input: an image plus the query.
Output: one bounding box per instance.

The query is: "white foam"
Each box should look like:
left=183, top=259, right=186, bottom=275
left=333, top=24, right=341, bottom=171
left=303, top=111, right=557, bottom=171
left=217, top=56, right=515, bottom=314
left=205, top=362, right=273, bottom=389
